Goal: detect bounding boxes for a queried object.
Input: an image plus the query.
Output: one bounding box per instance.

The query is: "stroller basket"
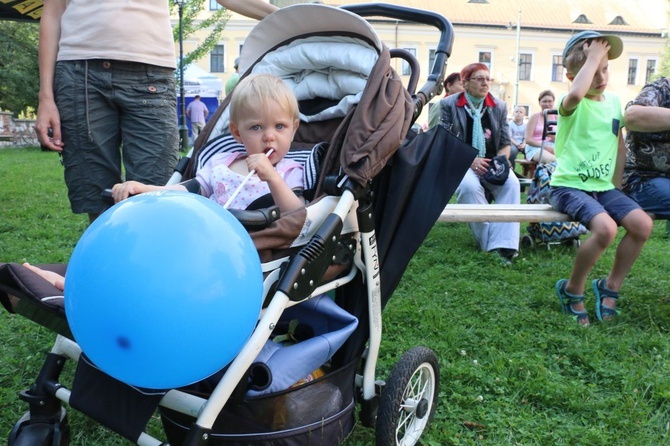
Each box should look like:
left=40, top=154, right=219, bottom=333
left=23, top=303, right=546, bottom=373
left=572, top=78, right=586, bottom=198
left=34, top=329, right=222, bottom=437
left=161, top=361, right=357, bottom=445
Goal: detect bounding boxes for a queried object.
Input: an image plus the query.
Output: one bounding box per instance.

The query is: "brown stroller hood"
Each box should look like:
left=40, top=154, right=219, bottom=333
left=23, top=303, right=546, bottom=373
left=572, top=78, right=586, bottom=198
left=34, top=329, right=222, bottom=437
left=317, top=46, right=414, bottom=192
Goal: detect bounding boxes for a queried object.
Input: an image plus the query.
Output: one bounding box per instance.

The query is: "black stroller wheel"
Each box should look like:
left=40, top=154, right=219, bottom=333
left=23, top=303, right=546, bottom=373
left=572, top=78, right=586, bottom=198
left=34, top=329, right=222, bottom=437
left=375, top=346, right=439, bottom=446
left=7, top=409, right=70, bottom=446
left=520, top=235, right=535, bottom=250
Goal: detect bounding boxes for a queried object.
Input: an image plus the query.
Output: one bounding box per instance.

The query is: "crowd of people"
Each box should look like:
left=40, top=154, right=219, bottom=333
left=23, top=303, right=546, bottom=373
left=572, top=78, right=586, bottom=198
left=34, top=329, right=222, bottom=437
left=428, top=30, right=669, bottom=325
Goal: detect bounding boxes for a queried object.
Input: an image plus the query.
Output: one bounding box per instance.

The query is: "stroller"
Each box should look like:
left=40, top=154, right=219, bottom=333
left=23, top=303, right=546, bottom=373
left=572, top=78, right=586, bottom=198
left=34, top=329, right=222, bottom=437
left=0, top=4, right=476, bottom=446
left=522, top=109, right=588, bottom=249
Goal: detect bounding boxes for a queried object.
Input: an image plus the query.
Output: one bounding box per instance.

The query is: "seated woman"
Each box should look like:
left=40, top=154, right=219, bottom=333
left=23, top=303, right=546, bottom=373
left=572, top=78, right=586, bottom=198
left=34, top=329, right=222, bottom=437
left=439, top=63, right=520, bottom=264
left=524, top=90, right=557, bottom=164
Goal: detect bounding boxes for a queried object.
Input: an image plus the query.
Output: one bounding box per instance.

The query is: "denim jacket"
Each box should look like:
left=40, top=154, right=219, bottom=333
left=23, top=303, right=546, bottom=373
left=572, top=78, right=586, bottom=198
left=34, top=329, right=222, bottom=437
left=438, top=92, right=511, bottom=157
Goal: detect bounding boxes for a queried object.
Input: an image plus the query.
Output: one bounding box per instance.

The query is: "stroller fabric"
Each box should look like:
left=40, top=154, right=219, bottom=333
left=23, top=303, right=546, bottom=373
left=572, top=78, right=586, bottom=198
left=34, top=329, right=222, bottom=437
left=246, top=294, right=358, bottom=397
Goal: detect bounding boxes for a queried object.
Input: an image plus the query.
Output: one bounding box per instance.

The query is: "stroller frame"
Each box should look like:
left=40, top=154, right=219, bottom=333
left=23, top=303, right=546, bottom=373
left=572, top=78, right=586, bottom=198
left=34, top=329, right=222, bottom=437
left=2, top=4, right=459, bottom=445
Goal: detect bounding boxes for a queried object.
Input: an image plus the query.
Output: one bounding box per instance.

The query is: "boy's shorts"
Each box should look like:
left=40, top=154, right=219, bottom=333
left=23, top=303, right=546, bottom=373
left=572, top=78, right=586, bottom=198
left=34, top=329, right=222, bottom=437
left=549, top=186, right=641, bottom=226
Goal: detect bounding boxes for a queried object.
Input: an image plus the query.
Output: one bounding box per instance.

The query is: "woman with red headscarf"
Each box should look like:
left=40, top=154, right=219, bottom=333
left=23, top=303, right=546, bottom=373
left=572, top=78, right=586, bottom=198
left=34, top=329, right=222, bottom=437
left=439, top=63, right=520, bottom=264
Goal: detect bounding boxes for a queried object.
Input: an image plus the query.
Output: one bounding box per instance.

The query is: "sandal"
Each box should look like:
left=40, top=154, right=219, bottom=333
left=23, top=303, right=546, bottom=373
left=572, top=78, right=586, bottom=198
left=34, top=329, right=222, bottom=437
left=592, top=278, right=621, bottom=322
left=555, top=279, right=589, bottom=325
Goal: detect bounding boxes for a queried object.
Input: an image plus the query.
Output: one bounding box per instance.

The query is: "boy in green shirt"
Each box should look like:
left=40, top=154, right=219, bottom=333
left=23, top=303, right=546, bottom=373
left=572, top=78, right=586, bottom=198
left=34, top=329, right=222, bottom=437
left=550, top=31, right=652, bottom=326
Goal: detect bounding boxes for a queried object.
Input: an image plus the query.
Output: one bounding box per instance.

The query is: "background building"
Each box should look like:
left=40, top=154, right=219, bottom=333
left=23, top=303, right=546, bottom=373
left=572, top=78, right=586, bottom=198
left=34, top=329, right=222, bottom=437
left=180, top=0, right=668, bottom=125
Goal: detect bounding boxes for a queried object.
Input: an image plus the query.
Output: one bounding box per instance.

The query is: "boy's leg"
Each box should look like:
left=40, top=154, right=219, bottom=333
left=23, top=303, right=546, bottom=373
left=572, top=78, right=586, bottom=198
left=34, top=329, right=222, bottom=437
left=550, top=187, right=617, bottom=299
left=569, top=213, right=617, bottom=296
left=603, top=191, right=653, bottom=294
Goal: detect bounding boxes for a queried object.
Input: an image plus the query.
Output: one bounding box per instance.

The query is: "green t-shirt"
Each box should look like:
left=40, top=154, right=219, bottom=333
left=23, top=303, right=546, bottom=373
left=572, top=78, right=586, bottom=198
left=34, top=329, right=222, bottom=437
left=551, top=94, right=622, bottom=192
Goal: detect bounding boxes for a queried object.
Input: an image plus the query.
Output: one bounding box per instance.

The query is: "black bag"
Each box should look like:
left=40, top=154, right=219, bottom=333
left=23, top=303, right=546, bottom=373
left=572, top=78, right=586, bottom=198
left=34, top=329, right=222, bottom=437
left=482, top=154, right=510, bottom=185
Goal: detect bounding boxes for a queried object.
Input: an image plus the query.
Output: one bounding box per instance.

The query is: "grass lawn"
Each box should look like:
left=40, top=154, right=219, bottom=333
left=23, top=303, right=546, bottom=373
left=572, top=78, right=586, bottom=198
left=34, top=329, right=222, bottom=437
left=2, top=146, right=670, bottom=445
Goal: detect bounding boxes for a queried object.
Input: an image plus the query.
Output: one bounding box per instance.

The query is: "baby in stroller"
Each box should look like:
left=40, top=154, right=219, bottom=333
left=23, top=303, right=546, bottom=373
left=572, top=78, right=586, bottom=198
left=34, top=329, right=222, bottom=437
left=0, top=4, right=470, bottom=446
left=112, top=74, right=305, bottom=214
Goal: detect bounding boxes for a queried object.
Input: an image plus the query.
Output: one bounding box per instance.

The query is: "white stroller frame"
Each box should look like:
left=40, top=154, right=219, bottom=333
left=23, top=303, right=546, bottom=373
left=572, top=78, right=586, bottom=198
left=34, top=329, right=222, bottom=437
left=2, top=4, right=457, bottom=446
left=39, top=186, right=377, bottom=446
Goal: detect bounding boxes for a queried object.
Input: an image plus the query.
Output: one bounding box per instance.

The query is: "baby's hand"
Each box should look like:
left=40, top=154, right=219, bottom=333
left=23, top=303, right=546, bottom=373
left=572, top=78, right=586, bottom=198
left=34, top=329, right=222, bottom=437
left=583, top=38, right=610, bottom=60
left=111, top=181, right=149, bottom=203
left=247, top=154, right=276, bottom=182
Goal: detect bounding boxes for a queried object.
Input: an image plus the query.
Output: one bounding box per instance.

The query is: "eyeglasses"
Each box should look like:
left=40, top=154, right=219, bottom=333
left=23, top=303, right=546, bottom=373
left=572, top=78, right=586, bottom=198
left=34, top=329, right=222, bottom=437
left=467, top=76, right=493, bottom=84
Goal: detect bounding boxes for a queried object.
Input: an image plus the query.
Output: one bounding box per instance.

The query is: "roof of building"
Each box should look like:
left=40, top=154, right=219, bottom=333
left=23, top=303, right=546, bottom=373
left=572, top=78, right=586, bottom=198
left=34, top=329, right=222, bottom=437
left=273, top=0, right=665, bottom=35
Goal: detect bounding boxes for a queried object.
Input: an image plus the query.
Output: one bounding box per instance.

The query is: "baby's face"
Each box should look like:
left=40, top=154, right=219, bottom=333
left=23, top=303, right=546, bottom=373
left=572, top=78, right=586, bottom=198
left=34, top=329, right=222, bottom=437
left=233, top=99, right=298, bottom=164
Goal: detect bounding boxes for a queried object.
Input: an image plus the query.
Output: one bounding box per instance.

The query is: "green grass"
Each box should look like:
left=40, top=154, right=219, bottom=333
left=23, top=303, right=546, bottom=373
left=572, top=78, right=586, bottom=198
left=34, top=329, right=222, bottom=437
left=2, top=146, right=670, bottom=445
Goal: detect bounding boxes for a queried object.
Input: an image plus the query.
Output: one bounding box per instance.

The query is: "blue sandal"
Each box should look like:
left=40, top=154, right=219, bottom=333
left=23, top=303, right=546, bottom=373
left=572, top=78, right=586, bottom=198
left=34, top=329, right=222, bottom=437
left=592, top=278, right=621, bottom=322
left=555, top=279, right=589, bottom=325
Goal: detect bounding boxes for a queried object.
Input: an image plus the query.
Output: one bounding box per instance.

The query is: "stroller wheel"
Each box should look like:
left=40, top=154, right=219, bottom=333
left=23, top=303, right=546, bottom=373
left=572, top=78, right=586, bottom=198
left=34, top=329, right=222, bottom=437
left=8, top=409, right=70, bottom=446
left=520, top=235, right=535, bottom=250
left=375, top=346, right=439, bottom=446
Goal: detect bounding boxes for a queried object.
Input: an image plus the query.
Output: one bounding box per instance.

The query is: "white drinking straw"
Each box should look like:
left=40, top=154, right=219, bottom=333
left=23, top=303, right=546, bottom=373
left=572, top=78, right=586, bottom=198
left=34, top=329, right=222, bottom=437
left=223, top=149, right=275, bottom=209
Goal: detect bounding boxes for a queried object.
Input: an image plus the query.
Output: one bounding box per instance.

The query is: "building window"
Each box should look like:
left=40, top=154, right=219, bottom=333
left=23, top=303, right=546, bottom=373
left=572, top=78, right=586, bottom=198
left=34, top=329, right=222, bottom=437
left=402, top=48, right=417, bottom=76
left=211, top=45, right=225, bottom=72
left=609, top=15, right=628, bottom=25
left=209, top=0, right=222, bottom=10
left=552, top=55, right=563, bottom=82
left=518, top=53, right=532, bottom=81
left=646, top=59, right=657, bottom=84
left=628, top=59, right=638, bottom=85
left=573, top=14, right=592, bottom=24
left=479, top=51, right=491, bottom=70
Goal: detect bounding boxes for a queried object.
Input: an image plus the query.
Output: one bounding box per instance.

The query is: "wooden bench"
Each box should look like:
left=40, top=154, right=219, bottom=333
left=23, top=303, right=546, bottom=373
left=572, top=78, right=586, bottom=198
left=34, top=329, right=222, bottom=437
left=439, top=204, right=570, bottom=223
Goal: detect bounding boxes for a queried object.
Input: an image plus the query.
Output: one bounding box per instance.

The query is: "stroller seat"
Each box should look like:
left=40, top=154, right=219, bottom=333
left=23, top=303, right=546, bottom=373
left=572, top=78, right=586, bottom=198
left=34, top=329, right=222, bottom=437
left=0, top=4, right=468, bottom=446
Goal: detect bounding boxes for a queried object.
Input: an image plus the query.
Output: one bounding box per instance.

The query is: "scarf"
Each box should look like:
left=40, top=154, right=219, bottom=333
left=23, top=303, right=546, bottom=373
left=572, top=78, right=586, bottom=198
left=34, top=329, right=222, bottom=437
left=465, top=91, right=486, bottom=157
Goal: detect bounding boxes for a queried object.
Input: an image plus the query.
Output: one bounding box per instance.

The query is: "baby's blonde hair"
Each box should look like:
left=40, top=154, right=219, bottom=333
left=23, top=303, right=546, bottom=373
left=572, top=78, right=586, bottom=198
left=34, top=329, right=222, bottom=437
left=230, top=73, right=299, bottom=125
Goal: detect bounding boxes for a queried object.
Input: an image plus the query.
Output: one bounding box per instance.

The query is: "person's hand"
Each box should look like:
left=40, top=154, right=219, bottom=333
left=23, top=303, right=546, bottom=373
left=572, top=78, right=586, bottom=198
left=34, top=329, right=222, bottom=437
left=35, top=99, right=64, bottom=152
left=247, top=153, right=278, bottom=182
left=518, top=142, right=526, bottom=151
left=471, top=157, right=490, bottom=176
left=22, top=263, right=65, bottom=291
left=582, top=38, right=610, bottom=61
left=111, top=181, right=151, bottom=203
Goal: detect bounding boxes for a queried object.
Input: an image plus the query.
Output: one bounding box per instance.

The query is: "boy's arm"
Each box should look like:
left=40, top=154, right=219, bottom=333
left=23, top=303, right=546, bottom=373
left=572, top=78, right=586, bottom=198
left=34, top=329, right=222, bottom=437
left=613, top=132, right=625, bottom=189
left=562, top=39, right=610, bottom=114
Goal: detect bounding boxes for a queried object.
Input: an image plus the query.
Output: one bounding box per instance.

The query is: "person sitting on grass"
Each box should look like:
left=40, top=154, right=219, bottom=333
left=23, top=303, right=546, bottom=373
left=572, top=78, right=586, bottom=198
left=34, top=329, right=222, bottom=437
left=112, top=74, right=305, bottom=214
left=550, top=31, right=653, bottom=326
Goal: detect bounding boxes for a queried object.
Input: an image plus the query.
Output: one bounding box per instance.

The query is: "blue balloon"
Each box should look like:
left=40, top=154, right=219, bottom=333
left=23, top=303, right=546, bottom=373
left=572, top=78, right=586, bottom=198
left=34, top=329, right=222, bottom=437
left=65, top=191, right=263, bottom=389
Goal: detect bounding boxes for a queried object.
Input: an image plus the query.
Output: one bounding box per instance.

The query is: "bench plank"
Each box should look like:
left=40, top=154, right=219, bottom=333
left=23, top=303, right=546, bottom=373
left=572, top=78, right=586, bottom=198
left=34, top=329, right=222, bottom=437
left=439, top=204, right=570, bottom=223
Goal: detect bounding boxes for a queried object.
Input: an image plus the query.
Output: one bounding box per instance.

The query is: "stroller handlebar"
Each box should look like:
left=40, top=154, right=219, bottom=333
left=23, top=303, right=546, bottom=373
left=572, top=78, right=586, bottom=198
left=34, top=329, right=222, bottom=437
left=342, top=3, right=455, bottom=118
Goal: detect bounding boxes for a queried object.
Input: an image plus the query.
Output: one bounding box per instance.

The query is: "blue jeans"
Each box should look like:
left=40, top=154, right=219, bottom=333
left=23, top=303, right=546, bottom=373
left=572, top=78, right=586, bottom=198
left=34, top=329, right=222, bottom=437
left=55, top=60, right=179, bottom=214
left=627, top=176, right=670, bottom=220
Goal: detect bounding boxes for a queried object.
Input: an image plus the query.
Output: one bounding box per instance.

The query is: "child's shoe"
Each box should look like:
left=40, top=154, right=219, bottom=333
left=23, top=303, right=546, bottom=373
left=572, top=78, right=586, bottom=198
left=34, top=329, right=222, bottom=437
left=556, top=279, right=589, bottom=326
left=592, top=278, right=621, bottom=322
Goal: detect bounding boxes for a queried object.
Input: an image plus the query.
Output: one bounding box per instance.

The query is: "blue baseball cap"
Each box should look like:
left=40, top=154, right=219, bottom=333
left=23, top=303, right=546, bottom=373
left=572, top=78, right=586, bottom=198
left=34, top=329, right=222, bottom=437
left=562, top=31, right=623, bottom=67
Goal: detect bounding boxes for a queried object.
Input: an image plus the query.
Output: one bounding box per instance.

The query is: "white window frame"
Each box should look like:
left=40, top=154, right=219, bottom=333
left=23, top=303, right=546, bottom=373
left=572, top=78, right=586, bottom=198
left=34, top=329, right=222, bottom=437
left=478, top=49, right=493, bottom=71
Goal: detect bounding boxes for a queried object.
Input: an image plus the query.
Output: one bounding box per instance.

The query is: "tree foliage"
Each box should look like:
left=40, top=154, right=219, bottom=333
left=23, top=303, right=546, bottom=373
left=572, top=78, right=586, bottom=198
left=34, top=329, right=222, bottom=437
left=171, top=0, right=231, bottom=74
left=0, top=20, right=38, bottom=115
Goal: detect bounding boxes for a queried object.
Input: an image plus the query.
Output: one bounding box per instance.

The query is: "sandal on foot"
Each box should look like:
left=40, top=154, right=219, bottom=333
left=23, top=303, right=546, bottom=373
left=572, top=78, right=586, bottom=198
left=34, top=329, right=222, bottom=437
left=592, top=278, right=621, bottom=322
left=555, top=279, right=589, bottom=325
